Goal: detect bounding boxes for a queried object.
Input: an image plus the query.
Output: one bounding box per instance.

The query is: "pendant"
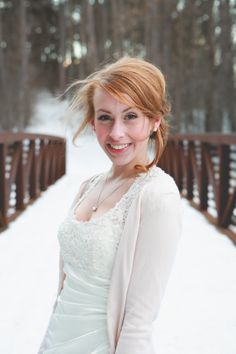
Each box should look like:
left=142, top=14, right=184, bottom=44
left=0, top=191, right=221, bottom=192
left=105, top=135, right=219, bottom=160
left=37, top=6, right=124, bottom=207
left=92, top=206, right=97, bottom=212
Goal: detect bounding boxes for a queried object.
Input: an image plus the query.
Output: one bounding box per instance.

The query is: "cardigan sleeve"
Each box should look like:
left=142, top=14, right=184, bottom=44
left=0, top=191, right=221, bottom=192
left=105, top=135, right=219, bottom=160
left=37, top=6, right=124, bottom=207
left=115, top=186, right=183, bottom=354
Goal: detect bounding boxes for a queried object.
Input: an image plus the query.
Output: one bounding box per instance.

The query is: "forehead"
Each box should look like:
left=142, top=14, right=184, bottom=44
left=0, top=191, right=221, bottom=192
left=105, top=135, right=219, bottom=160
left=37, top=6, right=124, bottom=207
left=93, top=87, right=133, bottom=111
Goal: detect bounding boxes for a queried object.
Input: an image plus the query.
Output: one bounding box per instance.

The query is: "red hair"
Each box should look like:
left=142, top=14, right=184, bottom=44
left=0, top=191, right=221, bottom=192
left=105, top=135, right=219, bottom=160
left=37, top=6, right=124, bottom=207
left=69, top=57, right=171, bottom=172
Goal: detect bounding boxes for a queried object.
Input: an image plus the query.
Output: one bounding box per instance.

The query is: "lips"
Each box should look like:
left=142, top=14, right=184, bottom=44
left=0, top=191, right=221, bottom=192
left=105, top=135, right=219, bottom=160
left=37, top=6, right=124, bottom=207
left=106, top=143, right=132, bottom=154
left=109, top=143, right=129, bottom=149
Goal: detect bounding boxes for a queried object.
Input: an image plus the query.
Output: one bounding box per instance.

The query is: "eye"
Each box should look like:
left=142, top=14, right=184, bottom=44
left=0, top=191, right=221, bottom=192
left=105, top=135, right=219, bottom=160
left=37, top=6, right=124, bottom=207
left=125, top=113, right=138, bottom=120
left=97, top=114, right=111, bottom=121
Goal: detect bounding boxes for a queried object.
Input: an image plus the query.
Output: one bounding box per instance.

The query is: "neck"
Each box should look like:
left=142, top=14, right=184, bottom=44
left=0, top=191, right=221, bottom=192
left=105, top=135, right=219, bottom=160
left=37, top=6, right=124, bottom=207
left=108, top=158, right=150, bottom=180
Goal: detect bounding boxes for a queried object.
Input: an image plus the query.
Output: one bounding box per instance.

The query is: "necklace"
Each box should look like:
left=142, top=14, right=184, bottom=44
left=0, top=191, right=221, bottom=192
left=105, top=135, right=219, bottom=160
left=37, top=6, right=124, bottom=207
left=92, top=174, right=135, bottom=212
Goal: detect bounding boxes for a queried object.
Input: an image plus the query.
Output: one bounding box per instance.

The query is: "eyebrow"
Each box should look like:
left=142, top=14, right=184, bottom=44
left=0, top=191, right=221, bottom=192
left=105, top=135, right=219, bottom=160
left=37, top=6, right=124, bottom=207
left=95, top=107, right=133, bottom=114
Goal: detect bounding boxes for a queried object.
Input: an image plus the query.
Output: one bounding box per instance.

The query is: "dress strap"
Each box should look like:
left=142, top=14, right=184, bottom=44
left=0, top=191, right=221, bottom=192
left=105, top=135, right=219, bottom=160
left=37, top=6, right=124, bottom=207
left=70, top=173, right=103, bottom=216
left=82, top=173, right=102, bottom=196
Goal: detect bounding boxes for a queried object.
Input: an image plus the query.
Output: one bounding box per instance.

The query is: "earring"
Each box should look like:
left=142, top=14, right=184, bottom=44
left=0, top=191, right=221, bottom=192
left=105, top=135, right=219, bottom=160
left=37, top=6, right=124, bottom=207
left=149, top=128, right=157, bottom=139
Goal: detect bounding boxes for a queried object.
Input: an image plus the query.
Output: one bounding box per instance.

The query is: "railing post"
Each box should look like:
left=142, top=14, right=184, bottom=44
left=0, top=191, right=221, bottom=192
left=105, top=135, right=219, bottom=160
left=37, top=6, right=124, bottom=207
left=51, top=141, right=56, bottom=183
left=170, top=141, right=176, bottom=178
left=40, top=140, right=48, bottom=191
left=15, top=141, right=25, bottom=211
left=199, top=142, right=208, bottom=210
left=29, top=140, right=37, bottom=199
left=163, top=141, right=171, bottom=174
left=186, top=141, right=194, bottom=199
left=39, top=139, right=45, bottom=191
left=62, top=141, right=66, bottom=176
left=0, top=143, right=7, bottom=227
left=176, top=141, right=183, bottom=191
left=57, top=139, right=66, bottom=178
left=217, top=144, right=230, bottom=226
left=48, top=141, right=53, bottom=185
left=172, top=141, right=178, bottom=183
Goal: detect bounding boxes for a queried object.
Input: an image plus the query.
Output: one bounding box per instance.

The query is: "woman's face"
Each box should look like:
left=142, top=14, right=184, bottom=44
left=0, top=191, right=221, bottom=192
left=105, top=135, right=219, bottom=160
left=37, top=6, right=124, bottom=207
left=92, top=87, right=160, bottom=168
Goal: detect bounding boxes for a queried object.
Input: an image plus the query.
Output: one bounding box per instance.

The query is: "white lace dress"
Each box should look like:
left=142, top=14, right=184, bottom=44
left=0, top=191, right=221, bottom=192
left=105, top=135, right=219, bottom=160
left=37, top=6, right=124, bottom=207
left=40, top=171, right=152, bottom=354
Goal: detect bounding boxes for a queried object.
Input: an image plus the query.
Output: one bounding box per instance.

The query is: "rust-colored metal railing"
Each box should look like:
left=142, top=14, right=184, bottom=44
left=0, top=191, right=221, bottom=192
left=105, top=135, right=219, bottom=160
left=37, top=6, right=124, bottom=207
left=0, top=132, right=66, bottom=231
left=159, top=134, right=236, bottom=244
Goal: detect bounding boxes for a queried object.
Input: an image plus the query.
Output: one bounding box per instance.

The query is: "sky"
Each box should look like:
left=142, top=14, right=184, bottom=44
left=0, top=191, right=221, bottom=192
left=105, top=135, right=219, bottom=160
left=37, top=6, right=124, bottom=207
left=0, top=91, right=236, bottom=354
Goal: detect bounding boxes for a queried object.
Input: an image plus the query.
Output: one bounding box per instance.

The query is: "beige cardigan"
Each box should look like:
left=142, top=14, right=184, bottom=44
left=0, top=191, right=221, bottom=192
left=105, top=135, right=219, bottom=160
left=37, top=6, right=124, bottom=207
left=39, top=167, right=183, bottom=354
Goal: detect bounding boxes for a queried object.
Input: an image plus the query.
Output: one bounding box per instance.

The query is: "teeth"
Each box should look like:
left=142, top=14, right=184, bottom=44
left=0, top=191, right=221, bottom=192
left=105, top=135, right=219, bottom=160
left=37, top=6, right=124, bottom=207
left=109, top=143, right=129, bottom=150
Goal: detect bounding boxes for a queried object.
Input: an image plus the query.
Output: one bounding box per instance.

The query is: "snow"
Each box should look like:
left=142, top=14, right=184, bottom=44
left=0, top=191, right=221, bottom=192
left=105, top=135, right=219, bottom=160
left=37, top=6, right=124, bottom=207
left=0, top=92, right=236, bottom=354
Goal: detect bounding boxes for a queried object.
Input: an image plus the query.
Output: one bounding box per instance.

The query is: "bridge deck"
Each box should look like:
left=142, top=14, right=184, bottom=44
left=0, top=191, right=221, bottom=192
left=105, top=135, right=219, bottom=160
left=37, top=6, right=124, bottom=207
left=0, top=137, right=235, bottom=354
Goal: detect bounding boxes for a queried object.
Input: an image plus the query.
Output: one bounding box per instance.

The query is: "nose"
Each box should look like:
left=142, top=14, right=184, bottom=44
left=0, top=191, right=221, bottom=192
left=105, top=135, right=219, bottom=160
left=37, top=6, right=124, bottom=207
left=108, top=120, right=126, bottom=141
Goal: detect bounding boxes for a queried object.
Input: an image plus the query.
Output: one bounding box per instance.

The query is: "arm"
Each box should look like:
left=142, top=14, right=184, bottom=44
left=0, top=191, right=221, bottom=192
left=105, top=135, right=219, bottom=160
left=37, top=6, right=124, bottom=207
left=115, top=188, right=183, bottom=354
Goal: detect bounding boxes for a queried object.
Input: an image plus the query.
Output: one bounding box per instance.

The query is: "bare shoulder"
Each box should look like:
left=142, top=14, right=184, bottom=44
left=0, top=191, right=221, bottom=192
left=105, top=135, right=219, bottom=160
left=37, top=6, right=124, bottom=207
left=77, top=178, right=91, bottom=199
left=70, top=176, right=94, bottom=210
left=76, top=173, right=102, bottom=200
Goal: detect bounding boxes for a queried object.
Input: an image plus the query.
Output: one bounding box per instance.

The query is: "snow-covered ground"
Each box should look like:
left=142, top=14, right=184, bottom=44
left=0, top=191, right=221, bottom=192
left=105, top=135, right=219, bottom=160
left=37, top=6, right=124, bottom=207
left=0, top=93, right=236, bottom=354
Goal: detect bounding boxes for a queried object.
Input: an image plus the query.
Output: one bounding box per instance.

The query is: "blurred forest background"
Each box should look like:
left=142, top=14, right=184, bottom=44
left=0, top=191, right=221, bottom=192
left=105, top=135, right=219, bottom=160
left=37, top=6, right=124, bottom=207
left=0, top=0, right=235, bottom=133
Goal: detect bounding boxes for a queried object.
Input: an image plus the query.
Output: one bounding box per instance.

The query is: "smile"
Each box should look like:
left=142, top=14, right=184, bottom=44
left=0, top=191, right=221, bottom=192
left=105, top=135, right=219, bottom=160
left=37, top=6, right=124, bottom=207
left=109, top=143, right=129, bottom=150
left=107, top=143, right=131, bottom=154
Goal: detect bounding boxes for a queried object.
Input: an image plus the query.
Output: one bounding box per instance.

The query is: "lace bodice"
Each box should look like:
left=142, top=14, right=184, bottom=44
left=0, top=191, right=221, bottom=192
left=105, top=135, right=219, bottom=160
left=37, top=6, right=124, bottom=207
left=57, top=167, right=160, bottom=279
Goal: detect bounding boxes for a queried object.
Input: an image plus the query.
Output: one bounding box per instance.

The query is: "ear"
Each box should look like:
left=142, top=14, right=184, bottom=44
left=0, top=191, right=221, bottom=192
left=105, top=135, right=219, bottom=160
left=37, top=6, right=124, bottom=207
left=153, top=116, right=161, bottom=132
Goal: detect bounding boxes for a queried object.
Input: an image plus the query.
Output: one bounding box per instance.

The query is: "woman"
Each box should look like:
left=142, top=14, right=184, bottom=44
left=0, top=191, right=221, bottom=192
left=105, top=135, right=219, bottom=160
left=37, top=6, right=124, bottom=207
left=38, top=57, right=183, bottom=354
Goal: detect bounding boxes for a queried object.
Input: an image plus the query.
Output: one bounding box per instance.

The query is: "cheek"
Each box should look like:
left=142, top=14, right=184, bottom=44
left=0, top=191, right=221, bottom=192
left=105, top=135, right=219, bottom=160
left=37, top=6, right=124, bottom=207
left=94, top=124, right=109, bottom=143
left=127, top=122, right=151, bottom=141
